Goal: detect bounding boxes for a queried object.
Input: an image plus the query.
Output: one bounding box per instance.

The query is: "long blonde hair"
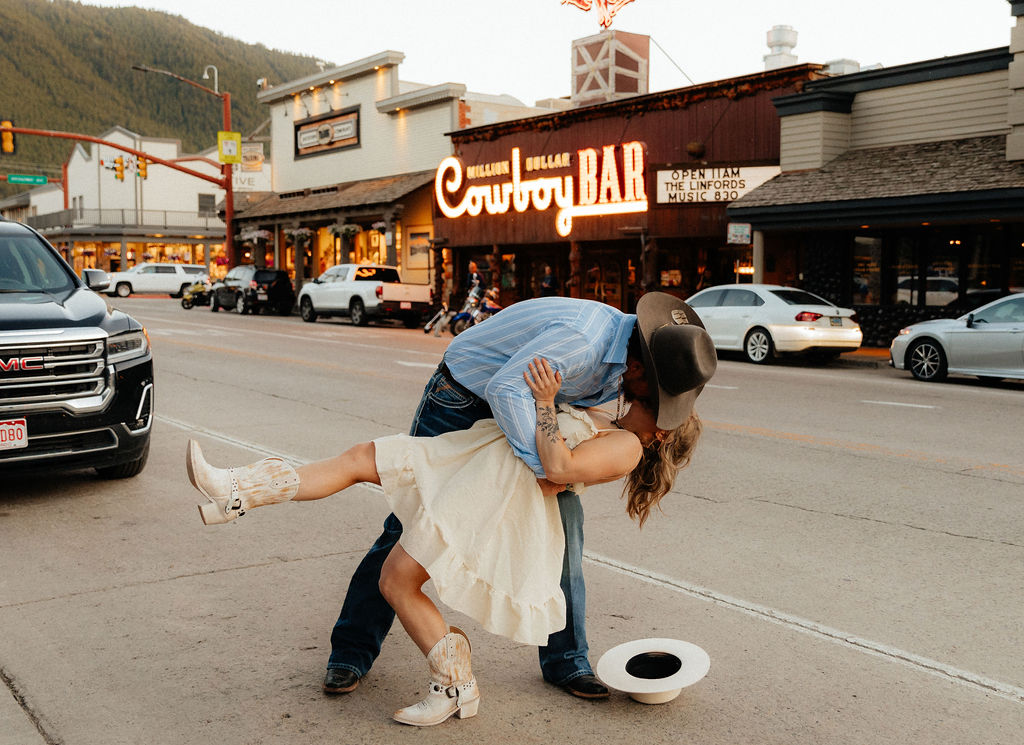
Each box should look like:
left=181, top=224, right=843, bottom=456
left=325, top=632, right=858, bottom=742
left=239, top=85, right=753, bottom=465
left=622, top=411, right=702, bottom=527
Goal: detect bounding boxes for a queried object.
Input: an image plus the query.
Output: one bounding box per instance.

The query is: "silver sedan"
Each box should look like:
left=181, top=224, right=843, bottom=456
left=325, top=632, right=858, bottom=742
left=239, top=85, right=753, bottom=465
left=889, top=293, right=1024, bottom=382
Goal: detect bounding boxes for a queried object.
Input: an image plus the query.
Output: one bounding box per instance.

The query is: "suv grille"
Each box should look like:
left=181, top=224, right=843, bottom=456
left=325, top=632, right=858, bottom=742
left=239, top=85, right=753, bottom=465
left=0, top=337, right=108, bottom=409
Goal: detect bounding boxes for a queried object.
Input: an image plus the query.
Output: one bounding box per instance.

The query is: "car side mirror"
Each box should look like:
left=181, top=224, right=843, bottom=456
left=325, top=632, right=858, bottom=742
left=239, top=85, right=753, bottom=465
left=82, top=268, right=110, bottom=292
left=965, top=313, right=974, bottom=328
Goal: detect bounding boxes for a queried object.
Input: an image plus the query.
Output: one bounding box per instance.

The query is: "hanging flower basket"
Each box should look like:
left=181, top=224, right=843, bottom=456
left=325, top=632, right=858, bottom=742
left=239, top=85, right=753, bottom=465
left=215, top=256, right=229, bottom=266
left=332, top=223, right=362, bottom=239
left=239, top=228, right=273, bottom=243
left=371, top=220, right=387, bottom=233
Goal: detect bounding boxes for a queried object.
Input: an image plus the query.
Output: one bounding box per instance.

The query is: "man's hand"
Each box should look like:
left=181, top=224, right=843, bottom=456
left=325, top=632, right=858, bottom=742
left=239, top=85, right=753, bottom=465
left=537, top=478, right=567, bottom=497
left=524, top=357, right=562, bottom=404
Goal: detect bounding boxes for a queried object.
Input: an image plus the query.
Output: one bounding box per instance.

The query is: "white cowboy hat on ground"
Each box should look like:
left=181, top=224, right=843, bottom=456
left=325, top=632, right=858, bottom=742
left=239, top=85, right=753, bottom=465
left=596, top=638, right=711, bottom=704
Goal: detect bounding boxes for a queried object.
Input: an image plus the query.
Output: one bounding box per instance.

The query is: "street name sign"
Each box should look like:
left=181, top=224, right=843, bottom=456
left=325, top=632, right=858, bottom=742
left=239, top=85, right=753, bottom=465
left=6, top=174, right=47, bottom=185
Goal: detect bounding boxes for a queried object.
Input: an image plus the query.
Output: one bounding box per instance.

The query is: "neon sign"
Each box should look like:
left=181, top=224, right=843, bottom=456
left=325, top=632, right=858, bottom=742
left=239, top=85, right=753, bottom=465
left=435, top=142, right=648, bottom=237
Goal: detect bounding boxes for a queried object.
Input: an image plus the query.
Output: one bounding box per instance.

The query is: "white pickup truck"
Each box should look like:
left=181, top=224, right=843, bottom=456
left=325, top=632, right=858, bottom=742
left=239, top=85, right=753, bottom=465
left=297, top=264, right=432, bottom=327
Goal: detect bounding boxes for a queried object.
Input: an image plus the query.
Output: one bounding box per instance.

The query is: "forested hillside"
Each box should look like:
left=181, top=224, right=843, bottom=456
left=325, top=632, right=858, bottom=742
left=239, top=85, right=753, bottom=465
left=0, top=0, right=326, bottom=195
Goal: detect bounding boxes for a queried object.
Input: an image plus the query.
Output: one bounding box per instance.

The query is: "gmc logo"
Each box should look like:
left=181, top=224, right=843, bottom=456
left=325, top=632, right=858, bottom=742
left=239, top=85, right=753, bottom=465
left=0, top=356, right=44, bottom=372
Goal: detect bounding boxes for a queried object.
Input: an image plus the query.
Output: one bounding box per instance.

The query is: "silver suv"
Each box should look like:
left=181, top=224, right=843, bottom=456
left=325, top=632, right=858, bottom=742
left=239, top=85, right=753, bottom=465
left=105, top=262, right=208, bottom=298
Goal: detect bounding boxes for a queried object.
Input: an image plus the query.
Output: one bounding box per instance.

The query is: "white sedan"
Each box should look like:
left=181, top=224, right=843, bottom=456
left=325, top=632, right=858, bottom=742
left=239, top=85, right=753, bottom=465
left=685, top=284, right=863, bottom=364
left=889, top=293, right=1024, bottom=382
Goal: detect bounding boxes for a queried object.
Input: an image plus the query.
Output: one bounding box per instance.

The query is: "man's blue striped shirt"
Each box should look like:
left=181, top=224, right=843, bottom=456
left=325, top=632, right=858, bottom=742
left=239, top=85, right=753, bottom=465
left=444, top=296, right=636, bottom=476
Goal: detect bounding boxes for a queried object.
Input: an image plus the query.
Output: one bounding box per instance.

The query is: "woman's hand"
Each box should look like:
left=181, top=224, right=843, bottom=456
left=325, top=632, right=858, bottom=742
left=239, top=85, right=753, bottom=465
left=536, top=477, right=567, bottom=497
left=524, top=357, right=562, bottom=404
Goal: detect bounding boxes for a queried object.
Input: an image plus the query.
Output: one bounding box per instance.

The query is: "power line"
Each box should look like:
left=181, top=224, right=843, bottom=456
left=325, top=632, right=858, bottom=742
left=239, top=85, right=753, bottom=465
left=650, top=36, right=696, bottom=87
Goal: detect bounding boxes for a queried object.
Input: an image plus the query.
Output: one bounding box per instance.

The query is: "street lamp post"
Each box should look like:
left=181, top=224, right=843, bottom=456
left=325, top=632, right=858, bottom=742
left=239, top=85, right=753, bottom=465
left=131, top=64, right=236, bottom=265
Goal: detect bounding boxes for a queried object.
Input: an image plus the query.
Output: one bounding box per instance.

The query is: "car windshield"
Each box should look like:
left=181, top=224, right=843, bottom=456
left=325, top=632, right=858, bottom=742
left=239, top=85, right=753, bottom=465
left=0, top=234, right=76, bottom=293
left=254, top=270, right=283, bottom=283
left=770, top=289, right=834, bottom=306
left=352, top=266, right=401, bottom=282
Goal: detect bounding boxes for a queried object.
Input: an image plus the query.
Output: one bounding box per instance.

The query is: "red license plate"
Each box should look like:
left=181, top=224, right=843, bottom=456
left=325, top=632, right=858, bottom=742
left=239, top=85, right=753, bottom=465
left=400, top=301, right=412, bottom=309
left=0, top=418, right=28, bottom=450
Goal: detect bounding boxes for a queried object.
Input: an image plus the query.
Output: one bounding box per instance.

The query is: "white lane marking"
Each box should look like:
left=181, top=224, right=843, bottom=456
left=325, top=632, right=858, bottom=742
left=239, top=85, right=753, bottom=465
left=395, top=361, right=439, bottom=368
left=162, top=412, right=1024, bottom=705
left=139, top=316, right=439, bottom=358
left=160, top=414, right=384, bottom=494
left=586, top=552, right=1024, bottom=704
left=862, top=400, right=938, bottom=409
left=706, top=384, right=739, bottom=390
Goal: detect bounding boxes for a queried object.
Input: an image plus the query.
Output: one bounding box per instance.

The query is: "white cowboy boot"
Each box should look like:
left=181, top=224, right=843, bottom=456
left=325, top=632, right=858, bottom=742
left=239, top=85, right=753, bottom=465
left=393, top=626, right=480, bottom=727
left=187, top=440, right=300, bottom=525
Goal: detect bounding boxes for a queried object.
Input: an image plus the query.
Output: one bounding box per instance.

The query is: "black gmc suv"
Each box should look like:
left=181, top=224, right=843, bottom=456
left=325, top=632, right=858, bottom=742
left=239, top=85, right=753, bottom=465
left=0, top=219, right=153, bottom=478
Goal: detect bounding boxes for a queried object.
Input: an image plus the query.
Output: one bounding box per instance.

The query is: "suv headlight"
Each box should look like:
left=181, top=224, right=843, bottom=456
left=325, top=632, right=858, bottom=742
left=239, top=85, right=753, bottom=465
left=107, top=329, right=150, bottom=364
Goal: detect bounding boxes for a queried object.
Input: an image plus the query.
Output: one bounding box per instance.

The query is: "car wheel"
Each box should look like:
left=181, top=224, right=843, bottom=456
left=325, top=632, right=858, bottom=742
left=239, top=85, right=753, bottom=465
left=402, top=314, right=420, bottom=329
left=181, top=297, right=193, bottom=309
left=95, top=443, right=149, bottom=479
left=210, top=294, right=220, bottom=312
left=907, top=338, right=948, bottom=381
left=349, top=297, right=367, bottom=326
left=299, top=297, right=318, bottom=322
left=115, top=282, right=132, bottom=297
left=451, top=317, right=470, bottom=336
left=277, top=301, right=293, bottom=316
left=235, top=293, right=248, bottom=314
left=744, top=327, right=773, bottom=364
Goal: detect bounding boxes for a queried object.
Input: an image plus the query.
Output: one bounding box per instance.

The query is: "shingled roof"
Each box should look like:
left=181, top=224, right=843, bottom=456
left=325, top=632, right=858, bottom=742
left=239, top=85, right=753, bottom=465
left=234, top=170, right=436, bottom=220
left=731, top=135, right=1024, bottom=209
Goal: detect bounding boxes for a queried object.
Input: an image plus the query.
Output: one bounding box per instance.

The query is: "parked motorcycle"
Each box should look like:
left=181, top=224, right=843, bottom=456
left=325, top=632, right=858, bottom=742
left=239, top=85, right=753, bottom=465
left=450, top=286, right=502, bottom=336
left=423, top=302, right=454, bottom=336
left=180, top=280, right=212, bottom=309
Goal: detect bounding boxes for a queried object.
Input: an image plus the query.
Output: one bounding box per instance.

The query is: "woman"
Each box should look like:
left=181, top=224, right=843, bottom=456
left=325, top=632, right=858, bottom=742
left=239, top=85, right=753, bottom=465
left=187, top=358, right=702, bottom=727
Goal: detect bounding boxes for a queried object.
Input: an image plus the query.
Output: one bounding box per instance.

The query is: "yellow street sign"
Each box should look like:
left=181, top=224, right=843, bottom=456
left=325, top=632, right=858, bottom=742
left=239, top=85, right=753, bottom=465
left=217, top=131, right=242, bottom=164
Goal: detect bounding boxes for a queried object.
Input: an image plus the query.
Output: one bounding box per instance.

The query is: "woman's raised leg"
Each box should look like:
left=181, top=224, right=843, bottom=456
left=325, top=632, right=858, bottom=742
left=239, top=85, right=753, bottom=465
left=294, top=441, right=381, bottom=501
left=188, top=439, right=382, bottom=524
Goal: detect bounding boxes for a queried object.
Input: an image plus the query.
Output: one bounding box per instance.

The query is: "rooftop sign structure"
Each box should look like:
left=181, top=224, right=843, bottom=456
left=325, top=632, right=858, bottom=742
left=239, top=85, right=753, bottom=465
left=562, top=0, right=637, bottom=29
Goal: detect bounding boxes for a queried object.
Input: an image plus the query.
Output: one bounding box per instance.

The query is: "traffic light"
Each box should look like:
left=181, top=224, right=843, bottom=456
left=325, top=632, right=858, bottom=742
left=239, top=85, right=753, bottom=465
left=114, top=156, right=124, bottom=181
left=0, top=120, right=14, bottom=155
left=138, top=158, right=148, bottom=179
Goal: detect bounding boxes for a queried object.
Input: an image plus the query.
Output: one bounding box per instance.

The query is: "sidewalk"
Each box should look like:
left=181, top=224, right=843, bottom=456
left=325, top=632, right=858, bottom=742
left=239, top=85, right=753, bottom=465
left=838, top=346, right=890, bottom=369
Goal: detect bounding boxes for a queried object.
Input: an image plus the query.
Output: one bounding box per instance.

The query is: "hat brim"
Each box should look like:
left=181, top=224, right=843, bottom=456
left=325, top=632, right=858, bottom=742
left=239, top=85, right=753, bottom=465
left=596, top=638, right=710, bottom=704
left=635, top=293, right=711, bottom=430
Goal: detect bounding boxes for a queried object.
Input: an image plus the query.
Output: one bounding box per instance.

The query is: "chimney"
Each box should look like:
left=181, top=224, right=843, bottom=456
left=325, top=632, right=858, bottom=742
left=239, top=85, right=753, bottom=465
left=764, top=25, right=798, bottom=70
left=571, top=29, right=650, bottom=106
left=1007, top=1, right=1024, bottom=160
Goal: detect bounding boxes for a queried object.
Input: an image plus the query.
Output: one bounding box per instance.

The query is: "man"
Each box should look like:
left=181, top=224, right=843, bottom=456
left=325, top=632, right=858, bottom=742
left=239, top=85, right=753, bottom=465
left=323, top=292, right=715, bottom=698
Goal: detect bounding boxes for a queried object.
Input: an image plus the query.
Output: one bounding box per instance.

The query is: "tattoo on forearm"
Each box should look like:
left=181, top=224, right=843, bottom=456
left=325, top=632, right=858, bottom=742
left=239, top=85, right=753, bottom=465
left=536, top=405, right=560, bottom=444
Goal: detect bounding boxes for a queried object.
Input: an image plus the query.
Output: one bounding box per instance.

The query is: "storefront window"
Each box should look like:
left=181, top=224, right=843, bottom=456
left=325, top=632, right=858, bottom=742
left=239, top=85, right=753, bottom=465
left=892, top=235, right=919, bottom=306
left=925, top=234, right=960, bottom=306
left=1012, top=235, right=1024, bottom=291
left=852, top=236, right=882, bottom=304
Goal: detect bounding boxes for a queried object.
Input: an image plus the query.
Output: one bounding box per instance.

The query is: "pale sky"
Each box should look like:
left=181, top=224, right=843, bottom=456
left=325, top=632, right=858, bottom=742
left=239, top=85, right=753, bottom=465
left=87, top=0, right=1014, bottom=104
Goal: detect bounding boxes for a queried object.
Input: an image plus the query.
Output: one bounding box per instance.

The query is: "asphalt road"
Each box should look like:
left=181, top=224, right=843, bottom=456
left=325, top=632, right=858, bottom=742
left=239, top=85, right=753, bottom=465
left=2, top=297, right=1022, bottom=745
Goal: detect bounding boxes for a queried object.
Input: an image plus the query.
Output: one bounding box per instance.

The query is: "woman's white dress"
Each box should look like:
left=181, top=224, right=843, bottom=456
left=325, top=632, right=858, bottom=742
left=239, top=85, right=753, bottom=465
left=373, top=405, right=598, bottom=646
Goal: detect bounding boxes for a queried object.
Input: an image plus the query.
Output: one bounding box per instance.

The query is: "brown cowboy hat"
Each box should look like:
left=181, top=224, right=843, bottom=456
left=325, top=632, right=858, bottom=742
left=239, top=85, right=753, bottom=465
left=635, top=292, right=717, bottom=429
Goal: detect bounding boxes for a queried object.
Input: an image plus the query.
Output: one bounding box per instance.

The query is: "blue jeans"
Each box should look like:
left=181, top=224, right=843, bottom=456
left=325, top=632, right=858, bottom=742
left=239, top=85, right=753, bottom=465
left=327, top=363, right=593, bottom=685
